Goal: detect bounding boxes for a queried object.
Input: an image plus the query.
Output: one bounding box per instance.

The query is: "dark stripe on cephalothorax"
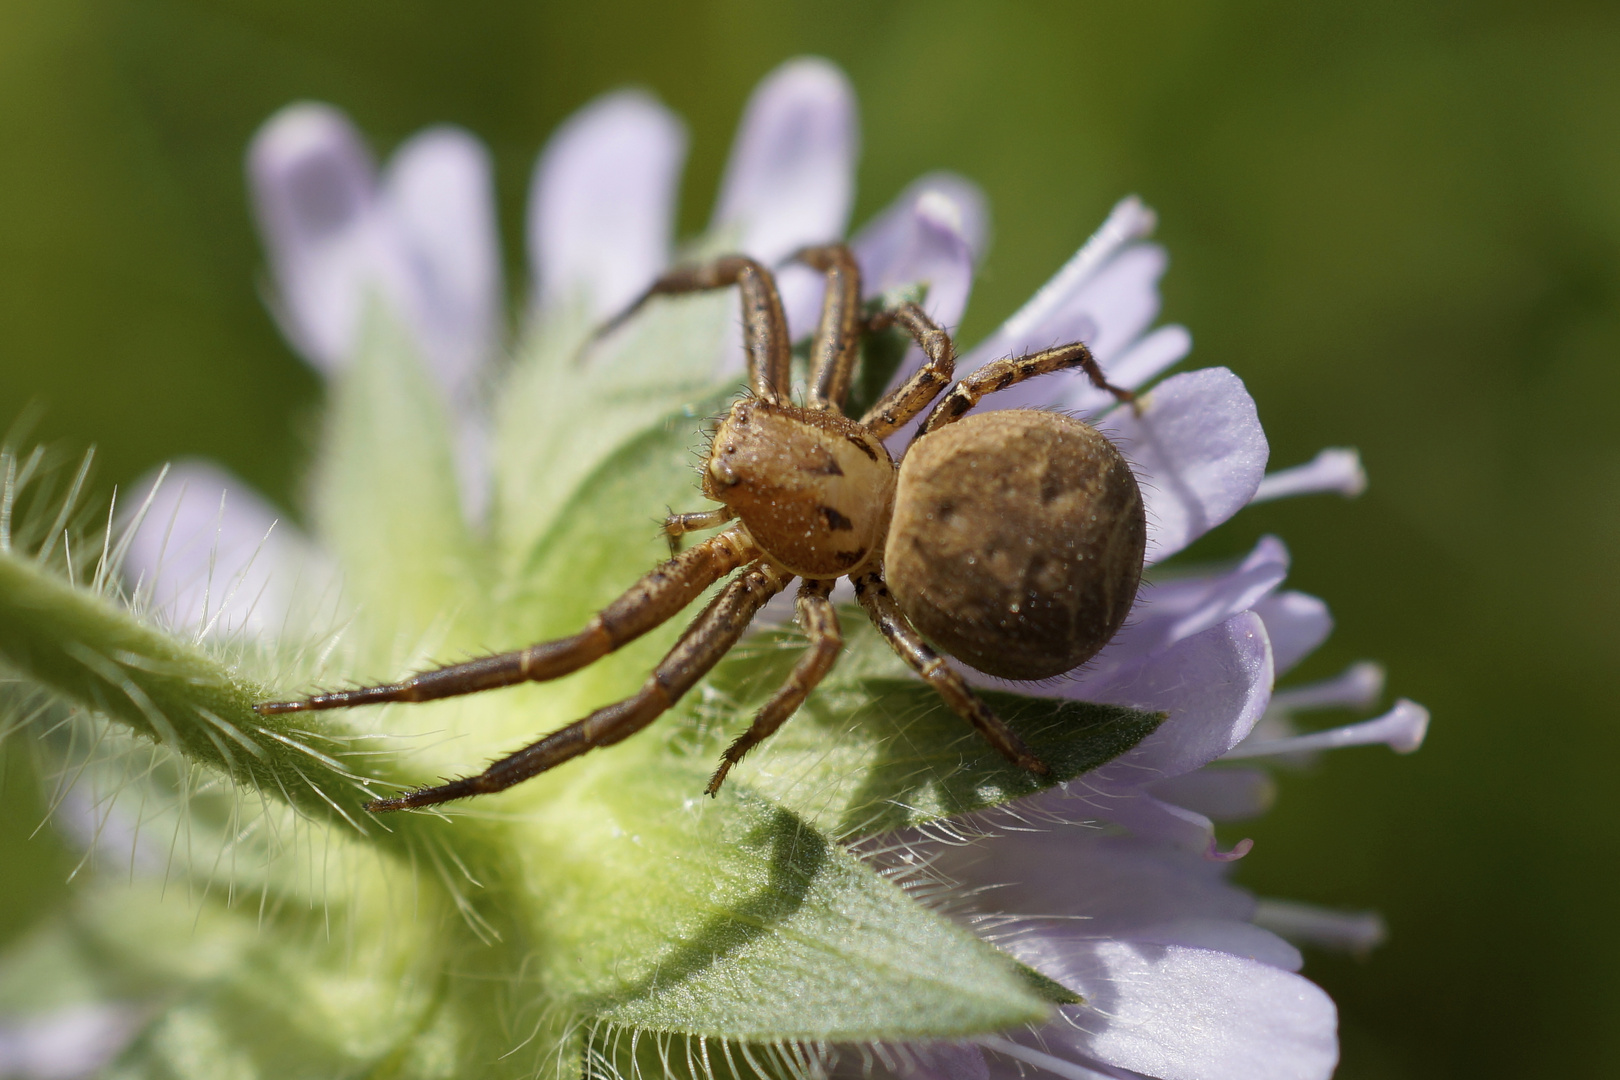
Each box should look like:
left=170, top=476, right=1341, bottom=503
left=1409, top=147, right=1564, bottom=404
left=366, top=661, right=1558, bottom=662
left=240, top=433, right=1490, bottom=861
left=821, top=506, right=855, bottom=531
left=843, top=433, right=880, bottom=461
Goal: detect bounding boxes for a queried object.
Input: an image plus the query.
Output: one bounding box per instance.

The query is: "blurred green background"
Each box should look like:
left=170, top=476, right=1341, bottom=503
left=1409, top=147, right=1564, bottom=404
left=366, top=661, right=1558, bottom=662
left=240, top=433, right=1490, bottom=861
left=1, top=1, right=1616, bottom=1076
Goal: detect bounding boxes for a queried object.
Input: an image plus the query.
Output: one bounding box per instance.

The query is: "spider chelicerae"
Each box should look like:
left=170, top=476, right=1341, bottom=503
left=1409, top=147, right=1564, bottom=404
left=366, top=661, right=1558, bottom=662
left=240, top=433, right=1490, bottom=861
left=257, top=245, right=1147, bottom=811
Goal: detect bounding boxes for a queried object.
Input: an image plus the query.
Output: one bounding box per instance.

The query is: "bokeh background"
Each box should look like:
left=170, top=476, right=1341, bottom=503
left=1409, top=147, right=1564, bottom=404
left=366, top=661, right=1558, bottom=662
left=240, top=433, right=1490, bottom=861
left=1, top=2, right=1616, bottom=1077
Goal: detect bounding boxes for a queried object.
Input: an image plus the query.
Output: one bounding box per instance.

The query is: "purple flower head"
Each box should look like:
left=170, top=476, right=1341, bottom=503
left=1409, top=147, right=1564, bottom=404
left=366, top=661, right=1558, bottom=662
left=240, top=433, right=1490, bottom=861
left=95, top=56, right=1428, bottom=1080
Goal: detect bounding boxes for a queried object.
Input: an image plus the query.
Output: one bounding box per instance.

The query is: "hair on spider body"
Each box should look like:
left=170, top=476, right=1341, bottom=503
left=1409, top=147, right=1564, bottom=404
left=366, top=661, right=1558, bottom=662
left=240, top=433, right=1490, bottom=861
left=256, top=245, right=1145, bottom=811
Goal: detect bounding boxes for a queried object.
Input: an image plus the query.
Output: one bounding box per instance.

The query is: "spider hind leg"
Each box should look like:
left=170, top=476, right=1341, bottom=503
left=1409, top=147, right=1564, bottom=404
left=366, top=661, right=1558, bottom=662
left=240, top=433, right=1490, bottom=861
left=706, top=577, right=843, bottom=796
left=367, top=561, right=793, bottom=812
left=852, top=571, right=1049, bottom=776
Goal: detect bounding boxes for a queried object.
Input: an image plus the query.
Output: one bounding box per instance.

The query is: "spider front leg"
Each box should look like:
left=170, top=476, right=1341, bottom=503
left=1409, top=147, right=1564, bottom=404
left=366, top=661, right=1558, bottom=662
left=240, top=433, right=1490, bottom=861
left=919, top=339, right=1137, bottom=434
left=368, top=561, right=793, bottom=811
left=595, top=256, right=792, bottom=402
left=858, top=301, right=957, bottom=439
left=790, top=245, right=862, bottom=412
left=852, top=571, right=1049, bottom=776
left=706, top=577, right=842, bottom=795
left=256, top=528, right=758, bottom=715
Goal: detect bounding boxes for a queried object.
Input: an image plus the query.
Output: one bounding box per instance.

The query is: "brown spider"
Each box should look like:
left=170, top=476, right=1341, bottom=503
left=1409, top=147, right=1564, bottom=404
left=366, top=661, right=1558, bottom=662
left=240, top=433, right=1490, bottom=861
left=257, top=245, right=1147, bottom=811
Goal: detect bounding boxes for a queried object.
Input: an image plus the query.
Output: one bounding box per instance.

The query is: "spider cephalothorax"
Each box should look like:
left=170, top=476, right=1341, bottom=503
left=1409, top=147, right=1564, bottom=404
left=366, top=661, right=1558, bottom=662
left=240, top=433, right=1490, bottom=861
left=257, top=244, right=1146, bottom=809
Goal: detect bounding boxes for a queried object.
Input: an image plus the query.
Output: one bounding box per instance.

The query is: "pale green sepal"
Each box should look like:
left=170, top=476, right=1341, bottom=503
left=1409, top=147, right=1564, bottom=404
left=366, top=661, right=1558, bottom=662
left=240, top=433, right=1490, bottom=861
left=312, top=300, right=486, bottom=666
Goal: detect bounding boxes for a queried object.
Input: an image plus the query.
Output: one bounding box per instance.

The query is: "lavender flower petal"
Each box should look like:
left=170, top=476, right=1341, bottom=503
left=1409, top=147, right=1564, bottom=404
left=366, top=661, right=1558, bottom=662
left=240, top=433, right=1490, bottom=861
left=1080, top=536, right=1289, bottom=687
left=854, top=179, right=981, bottom=330
left=1095, top=367, right=1269, bottom=565
left=378, top=125, right=503, bottom=397
left=968, top=196, right=1158, bottom=366
left=1223, top=699, right=1429, bottom=759
left=1082, top=611, right=1273, bottom=779
left=248, top=102, right=380, bottom=373
left=1251, top=591, right=1333, bottom=675
left=121, top=461, right=312, bottom=639
left=0, top=1004, right=142, bottom=1080
left=712, top=57, right=858, bottom=265
left=528, top=90, right=687, bottom=318
left=1252, top=448, right=1367, bottom=503
left=1026, top=941, right=1339, bottom=1080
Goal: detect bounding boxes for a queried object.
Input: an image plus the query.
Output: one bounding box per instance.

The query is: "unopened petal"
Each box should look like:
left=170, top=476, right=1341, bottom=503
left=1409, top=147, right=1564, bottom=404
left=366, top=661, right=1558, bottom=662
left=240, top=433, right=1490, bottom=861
left=380, top=125, right=503, bottom=396
left=1252, top=447, right=1367, bottom=503
left=1033, top=942, right=1339, bottom=1080
left=1223, top=699, right=1429, bottom=759
left=248, top=102, right=379, bottom=371
left=529, top=90, right=687, bottom=318
left=1097, top=367, right=1269, bottom=565
left=1253, top=899, right=1388, bottom=953
left=712, top=56, right=858, bottom=264
left=1268, top=662, right=1385, bottom=714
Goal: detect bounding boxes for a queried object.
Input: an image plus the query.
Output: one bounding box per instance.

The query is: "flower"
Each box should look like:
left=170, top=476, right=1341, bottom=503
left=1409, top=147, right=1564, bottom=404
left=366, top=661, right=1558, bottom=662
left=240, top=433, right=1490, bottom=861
left=0, top=56, right=1425, bottom=1080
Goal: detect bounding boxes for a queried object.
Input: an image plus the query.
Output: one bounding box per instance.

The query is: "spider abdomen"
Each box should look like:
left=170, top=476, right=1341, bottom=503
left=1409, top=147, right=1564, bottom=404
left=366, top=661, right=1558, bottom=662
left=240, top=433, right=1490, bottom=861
left=885, top=409, right=1145, bottom=681
left=704, top=399, right=895, bottom=578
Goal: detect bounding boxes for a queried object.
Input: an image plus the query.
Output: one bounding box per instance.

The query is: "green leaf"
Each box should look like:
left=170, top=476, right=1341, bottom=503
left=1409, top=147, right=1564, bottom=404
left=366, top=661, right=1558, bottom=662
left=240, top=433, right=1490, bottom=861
left=688, top=622, right=1167, bottom=840
left=497, top=736, right=1051, bottom=1043
left=311, top=302, right=485, bottom=664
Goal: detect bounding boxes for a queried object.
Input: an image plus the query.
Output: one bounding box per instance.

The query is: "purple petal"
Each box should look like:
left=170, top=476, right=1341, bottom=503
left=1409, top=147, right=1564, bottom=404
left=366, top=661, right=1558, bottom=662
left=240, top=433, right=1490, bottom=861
left=855, top=181, right=980, bottom=330
left=1253, top=447, right=1367, bottom=503
left=1095, top=367, right=1268, bottom=565
left=1079, top=535, right=1288, bottom=688
left=1078, top=611, right=1274, bottom=779
left=1223, top=699, right=1429, bottom=759
left=1254, top=899, right=1388, bottom=953
left=929, top=831, right=1255, bottom=936
left=1269, top=662, right=1384, bottom=714
left=959, top=242, right=1170, bottom=417
left=1092, top=918, right=1302, bottom=972
left=970, top=196, right=1157, bottom=364
left=528, top=90, right=686, bottom=318
left=0, top=1004, right=142, bottom=1080
left=379, top=125, right=503, bottom=397
left=1055, top=787, right=1237, bottom=859
left=248, top=102, right=379, bottom=372
left=1251, top=591, right=1332, bottom=675
left=121, top=461, right=314, bottom=639
left=712, top=57, right=858, bottom=265
left=1029, top=942, right=1339, bottom=1080
left=1148, top=767, right=1276, bottom=822
left=1066, top=323, right=1191, bottom=416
